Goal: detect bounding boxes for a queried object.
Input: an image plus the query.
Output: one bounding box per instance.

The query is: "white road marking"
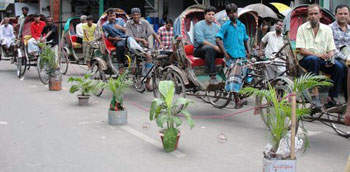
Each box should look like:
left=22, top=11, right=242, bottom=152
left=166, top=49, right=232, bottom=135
left=0, top=121, right=8, bottom=125
left=121, top=126, right=186, bottom=158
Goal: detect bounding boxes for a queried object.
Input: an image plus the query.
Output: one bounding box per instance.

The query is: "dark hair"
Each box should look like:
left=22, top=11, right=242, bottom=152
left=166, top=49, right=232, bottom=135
left=33, top=13, right=40, bottom=17
left=276, top=19, right=283, bottom=23
left=308, top=4, right=321, bottom=13
left=225, top=3, right=238, bottom=14
left=46, top=16, right=53, bottom=20
left=106, top=9, right=114, bottom=15
left=335, top=4, right=350, bottom=14
left=22, top=7, right=29, bottom=11
left=204, top=6, right=216, bottom=14
left=165, top=19, right=173, bottom=25
left=87, top=15, right=93, bottom=21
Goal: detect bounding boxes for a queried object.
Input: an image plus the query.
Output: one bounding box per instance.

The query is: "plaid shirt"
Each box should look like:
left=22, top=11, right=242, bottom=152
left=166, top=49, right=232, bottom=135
left=329, top=22, right=350, bottom=61
left=157, top=26, right=173, bottom=51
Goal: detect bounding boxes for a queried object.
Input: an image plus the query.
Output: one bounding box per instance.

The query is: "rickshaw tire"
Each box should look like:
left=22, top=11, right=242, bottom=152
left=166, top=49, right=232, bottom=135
left=37, top=57, right=49, bottom=85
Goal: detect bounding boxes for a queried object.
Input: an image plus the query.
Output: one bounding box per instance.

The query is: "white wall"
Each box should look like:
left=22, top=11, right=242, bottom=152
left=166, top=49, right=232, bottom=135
left=15, top=3, right=38, bottom=16
left=39, top=0, right=49, bottom=16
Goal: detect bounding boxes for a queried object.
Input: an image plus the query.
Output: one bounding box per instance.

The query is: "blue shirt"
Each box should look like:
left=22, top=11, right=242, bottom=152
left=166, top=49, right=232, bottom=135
left=102, top=18, right=126, bottom=38
left=216, top=20, right=248, bottom=58
left=194, top=20, right=220, bottom=48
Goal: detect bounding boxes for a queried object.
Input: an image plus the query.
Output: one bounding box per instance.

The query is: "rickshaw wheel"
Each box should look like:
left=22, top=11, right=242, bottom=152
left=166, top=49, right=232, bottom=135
left=16, top=54, right=26, bottom=78
left=90, top=61, right=106, bottom=97
left=152, top=67, right=163, bottom=98
left=162, top=70, right=186, bottom=98
left=328, top=106, right=350, bottom=138
left=37, top=57, right=49, bottom=85
left=59, top=49, right=69, bottom=75
left=207, top=90, right=232, bottom=109
left=133, top=62, right=146, bottom=93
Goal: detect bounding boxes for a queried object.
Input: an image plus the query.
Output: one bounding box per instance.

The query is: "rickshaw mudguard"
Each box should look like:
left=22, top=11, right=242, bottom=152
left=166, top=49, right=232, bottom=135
left=92, top=57, right=108, bottom=71
left=165, top=64, right=190, bottom=85
left=271, top=76, right=293, bottom=91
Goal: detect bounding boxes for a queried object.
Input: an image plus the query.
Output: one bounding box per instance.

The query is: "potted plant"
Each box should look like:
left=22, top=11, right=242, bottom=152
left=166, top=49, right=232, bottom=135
left=241, top=73, right=332, bottom=172
left=68, top=73, right=104, bottom=106
left=150, top=80, right=195, bottom=152
left=106, top=71, right=131, bottom=125
left=38, top=43, right=61, bottom=91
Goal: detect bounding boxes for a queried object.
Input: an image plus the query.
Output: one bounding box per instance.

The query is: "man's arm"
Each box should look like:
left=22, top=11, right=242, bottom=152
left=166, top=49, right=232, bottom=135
left=152, top=32, right=163, bottom=47
left=244, top=40, right=250, bottom=59
left=216, top=37, right=229, bottom=60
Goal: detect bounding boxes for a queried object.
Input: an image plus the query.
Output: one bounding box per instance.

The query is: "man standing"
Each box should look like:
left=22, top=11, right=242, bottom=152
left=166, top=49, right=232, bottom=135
left=0, top=18, right=16, bottom=55
left=82, top=15, right=96, bottom=64
left=157, top=19, right=173, bottom=51
left=259, top=20, right=286, bottom=80
left=329, top=4, right=350, bottom=125
left=17, top=7, right=29, bottom=38
left=102, top=9, right=127, bottom=66
left=216, top=3, right=250, bottom=109
left=194, top=6, right=221, bottom=85
left=28, top=13, right=46, bottom=56
left=41, top=16, right=58, bottom=58
left=125, top=7, right=163, bottom=91
left=296, top=4, right=346, bottom=109
left=76, top=15, right=87, bottom=44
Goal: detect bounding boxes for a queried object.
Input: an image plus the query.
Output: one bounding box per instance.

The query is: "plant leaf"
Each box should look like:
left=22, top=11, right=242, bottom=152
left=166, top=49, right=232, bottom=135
left=180, top=110, right=194, bottom=129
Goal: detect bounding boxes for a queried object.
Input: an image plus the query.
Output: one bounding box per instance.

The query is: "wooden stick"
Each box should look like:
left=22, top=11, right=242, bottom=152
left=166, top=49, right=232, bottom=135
left=291, top=92, right=296, bottom=160
left=344, top=154, right=350, bottom=172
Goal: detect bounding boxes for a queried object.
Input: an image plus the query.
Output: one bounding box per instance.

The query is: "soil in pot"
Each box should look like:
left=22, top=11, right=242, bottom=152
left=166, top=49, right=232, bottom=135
left=160, top=128, right=180, bottom=152
left=49, top=74, right=62, bottom=91
left=77, top=95, right=90, bottom=106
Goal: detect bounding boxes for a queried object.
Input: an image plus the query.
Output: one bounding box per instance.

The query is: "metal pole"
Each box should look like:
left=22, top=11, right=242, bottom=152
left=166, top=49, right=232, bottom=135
left=99, top=0, right=104, bottom=17
left=291, top=92, right=296, bottom=160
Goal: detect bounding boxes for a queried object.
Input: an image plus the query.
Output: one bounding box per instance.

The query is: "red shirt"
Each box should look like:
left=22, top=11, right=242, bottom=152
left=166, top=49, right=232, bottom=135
left=31, top=21, right=46, bottom=40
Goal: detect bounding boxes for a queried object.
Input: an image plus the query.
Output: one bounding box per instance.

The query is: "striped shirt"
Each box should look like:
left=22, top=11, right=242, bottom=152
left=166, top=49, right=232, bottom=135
left=156, top=26, right=173, bottom=51
left=329, top=22, right=350, bottom=61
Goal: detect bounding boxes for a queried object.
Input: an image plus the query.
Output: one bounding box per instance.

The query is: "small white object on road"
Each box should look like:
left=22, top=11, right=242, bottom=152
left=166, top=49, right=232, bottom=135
left=0, top=121, right=8, bottom=125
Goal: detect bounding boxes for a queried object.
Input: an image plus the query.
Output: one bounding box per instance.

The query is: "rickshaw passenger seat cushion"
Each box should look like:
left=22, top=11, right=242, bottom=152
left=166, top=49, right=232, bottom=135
left=105, top=39, right=116, bottom=52
left=187, top=55, right=224, bottom=67
left=70, top=35, right=82, bottom=48
left=184, top=44, right=194, bottom=55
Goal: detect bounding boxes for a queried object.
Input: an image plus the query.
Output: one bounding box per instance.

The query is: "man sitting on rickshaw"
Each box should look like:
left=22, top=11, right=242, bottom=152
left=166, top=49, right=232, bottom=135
left=76, top=15, right=87, bottom=44
left=329, top=4, right=350, bottom=125
left=0, top=17, right=16, bottom=56
left=102, top=9, right=127, bottom=66
left=27, top=13, right=46, bottom=56
left=216, top=3, right=250, bottom=109
left=125, top=7, right=164, bottom=91
left=193, top=6, right=222, bottom=85
left=259, top=19, right=286, bottom=80
left=296, top=4, right=346, bottom=109
left=40, top=16, right=58, bottom=58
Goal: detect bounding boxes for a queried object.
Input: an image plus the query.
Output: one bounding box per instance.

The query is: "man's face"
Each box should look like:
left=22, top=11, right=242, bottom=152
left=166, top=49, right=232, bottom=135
left=336, top=7, right=349, bottom=25
left=47, top=18, right=53, bottom=25
left=227, top=10, right=237, bottom=22
left=108, top=13, right=116, bottom=22
left=87, top=19, right=93, bottom=25
left=34, top=16, right=40, bottom=22
left=4, top=19, right=9, bottom=25
left=204, top=11, right=215, bottom=23
left=165, top=23, right=172, bottom=30
left=22, top=9, right=28, bottom=15
left=132, top=13, right=141, bottom=23
left=308, top=6, right=321, bottom=27
left=275, top=21, right=283, bottom=32
left=81, top=19, right=87, bottom=23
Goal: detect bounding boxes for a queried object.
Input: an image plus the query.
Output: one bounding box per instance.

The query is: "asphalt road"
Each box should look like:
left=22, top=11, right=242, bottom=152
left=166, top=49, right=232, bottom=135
left=0, top=61, right=349, bottom=172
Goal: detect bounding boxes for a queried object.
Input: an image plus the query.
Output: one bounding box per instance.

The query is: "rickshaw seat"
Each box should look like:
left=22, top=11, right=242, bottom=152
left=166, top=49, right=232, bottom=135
left=105, top=38, right=116, bottom=52
left=184, top=44, right=224, bottom=67
left=23, top=35, right=32, bottom=46
left=70, top=35, right=82, bottom=48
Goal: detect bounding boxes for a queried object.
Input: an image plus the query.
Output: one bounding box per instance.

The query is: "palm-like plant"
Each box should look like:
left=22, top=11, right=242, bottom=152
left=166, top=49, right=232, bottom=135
left=38, top=43, right=58, bottom=75
left=241, top=73, right=333, bottom=156
left=106, top=71, right=131, bottom=111
left=68, top=73, right=104, bottom=96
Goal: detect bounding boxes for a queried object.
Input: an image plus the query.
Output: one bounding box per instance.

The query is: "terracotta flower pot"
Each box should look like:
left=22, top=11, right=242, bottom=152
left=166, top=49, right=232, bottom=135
left=160, top=129, right=181, bottom=152
left=49, top=74, right=62, bottom=91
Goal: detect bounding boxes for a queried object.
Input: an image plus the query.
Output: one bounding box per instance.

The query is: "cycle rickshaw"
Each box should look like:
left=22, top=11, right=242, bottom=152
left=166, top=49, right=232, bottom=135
left=16, top=14, right=52, bottom=84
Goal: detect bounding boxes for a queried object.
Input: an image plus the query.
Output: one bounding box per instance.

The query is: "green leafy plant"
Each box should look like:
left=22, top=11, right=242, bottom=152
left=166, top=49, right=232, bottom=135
left=150, top=80, right=195, bottom=152
left=106, top=70, right=132, bottom=111
left=68, top=73, right=105, bottom=96
left=241, top=73, right=333, bottom=156
left=38, top=43, right=59, bottom=75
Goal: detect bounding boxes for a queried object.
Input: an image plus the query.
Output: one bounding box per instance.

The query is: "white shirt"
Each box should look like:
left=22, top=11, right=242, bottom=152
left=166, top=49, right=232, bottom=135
left=0, top=24, right=15, bottom=39
left=261, top=31, right=284, bottom=59
left=76, top=23, right=84, bottom=38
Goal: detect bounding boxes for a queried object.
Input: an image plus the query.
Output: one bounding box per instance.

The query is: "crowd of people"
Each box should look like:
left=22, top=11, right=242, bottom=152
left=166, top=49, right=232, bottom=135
left=0, top=3, right=349, bottom=123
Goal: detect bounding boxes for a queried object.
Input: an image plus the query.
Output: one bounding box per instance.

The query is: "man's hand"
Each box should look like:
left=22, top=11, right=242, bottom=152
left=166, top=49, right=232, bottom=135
left=246, top=51, right=251, bottom=59
left=224, top=52, right=230, bottom=61
left=142, top=39, right=149, bottom=47
left=346, top=57, right=350, bottom=66
left=318, top=53, right=330, bottom=60
left=214, top=46, right=221, bottom=53
left=114, top=24, right=123, bottom=30
left=158, top=44, right=165, bottom=50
